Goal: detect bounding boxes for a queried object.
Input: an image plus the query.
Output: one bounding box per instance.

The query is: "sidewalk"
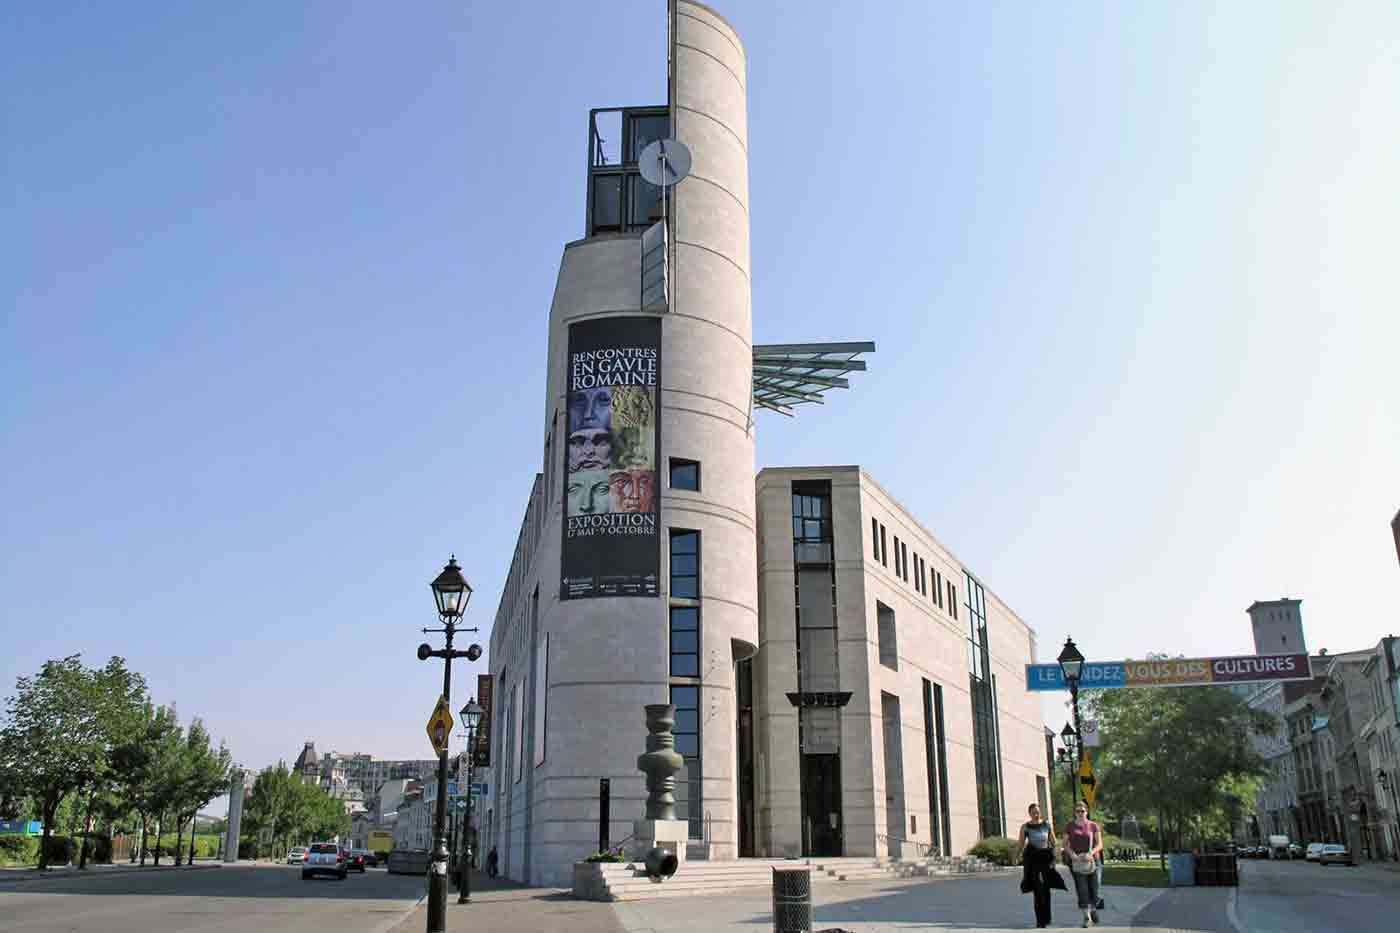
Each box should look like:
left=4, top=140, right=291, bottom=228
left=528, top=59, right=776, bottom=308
left=389, top=870, right=1168, bottom=932
left=0, top=858, right=223, bottom=884
left=389, top=869, right=626, bottom=933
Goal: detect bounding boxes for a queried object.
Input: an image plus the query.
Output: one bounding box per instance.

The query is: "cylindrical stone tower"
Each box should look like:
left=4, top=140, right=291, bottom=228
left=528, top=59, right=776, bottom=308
left=527, top=0, right=755, bottom=881
left=667, top=0, right=757, bottom=862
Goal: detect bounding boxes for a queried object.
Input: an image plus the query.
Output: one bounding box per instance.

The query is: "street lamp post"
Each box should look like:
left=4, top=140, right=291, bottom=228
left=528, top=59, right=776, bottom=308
left=1058, top=638, right=1086, bottom=800
left=1059, top=722, right=1079, bottom=807
left=457, top=700, right=483, bottom=904
left=418, top=557, right=482, bottom=933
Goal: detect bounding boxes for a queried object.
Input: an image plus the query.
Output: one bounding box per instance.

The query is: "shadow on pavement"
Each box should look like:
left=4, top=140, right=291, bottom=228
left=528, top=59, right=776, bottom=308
left=0, top=865, right=428, bottom=900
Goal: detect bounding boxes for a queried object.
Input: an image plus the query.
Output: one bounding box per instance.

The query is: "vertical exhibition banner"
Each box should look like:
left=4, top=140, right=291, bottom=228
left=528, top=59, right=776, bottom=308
left=474, top=673, right=493, bottom=768
left=561, top=316, right=662, bottom=599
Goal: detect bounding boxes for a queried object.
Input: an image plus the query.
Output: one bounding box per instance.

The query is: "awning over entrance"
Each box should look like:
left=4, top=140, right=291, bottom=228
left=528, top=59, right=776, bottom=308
left=751, top=342, right=876, bottom=416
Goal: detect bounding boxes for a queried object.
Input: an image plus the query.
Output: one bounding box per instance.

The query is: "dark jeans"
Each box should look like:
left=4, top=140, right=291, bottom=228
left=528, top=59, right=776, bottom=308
left=1022, top=847, right=1057, bottom=926
left=1072, top=867, right=1100, bottom=909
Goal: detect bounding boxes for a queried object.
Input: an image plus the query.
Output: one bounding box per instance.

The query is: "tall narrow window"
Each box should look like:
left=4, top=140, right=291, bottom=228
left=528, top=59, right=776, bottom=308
left=901, top=542, right=909, bottom=582
left=670, top=530, right=699, bottom=599
left=877, top=602, right=898, bottom=670
left=893, top=535, right=901, bottom=577
left=670, top=607, right=699, bottom=677
left=872, top=517, right=880, bottom=558
left=671, top=684, right=702, bottom=837
left=880, top=525, right=888, bottom=566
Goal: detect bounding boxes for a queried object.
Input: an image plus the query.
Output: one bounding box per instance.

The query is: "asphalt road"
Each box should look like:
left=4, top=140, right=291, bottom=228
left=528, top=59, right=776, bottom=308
left=1230, top=856, right=1400, bottom=933
left=0, top=863, right=425, bottom=933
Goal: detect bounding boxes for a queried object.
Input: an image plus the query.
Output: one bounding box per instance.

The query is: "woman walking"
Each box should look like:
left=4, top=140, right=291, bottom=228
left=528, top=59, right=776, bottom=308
left=1065, top=801, right=1103, bottom=927
left=1017, top=803, right=1065, bottom=928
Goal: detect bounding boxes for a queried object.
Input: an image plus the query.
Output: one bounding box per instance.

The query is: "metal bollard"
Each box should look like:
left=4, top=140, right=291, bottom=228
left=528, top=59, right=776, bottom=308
left=772, top=866, right=812, bottom=933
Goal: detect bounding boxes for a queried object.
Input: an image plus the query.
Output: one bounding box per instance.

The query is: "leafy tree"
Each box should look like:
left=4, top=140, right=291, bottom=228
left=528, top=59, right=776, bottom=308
left=0, top=656, right=147, bottom=869
left=110, top=703, right=182, bottom=866
left=170, top=719, right=232, bottom=866
left=244, top=763, right=298, bottom=858
left=1086, top=686, right=1274, bottom=867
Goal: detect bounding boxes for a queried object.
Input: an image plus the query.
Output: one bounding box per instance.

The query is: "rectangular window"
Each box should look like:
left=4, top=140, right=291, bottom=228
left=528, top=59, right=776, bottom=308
left=872, top=517, right=880, bottom=558
left=591, top=173, right=623, bottom=233
left=670, top=530, right=699, bottom=599
left=901, top=542, right=909, bottom=582
left=880, top=525, right=888, bottom=566
left=877, top=602, right=898, bottom=670
left=669, top=458, right=700, bottom=491
left=948, top=581, right=958, bottom=619
left=893, top=535, right=901, bottom=577
left=533, top=633, right=548, bottom=767
left=670, top=684, right=702, bottom=837
left=512, top=679, right=524, bottom=783
left=670, top=606, right=700, bottom=677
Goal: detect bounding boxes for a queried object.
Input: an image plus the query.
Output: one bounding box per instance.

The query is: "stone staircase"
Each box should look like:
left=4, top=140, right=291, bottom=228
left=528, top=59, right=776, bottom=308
left=582, top=854, right=1010, bottom=902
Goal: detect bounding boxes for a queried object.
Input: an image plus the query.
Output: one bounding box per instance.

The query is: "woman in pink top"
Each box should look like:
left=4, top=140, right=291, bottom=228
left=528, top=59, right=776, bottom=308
left=1064, top=801, right=1103, bottom=927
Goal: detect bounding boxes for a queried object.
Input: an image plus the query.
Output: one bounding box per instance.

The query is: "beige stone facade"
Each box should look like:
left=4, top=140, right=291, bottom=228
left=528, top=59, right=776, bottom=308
left=754, top=467, right=1045, bottom=860
left=482, top=3, right=1048, bottom=888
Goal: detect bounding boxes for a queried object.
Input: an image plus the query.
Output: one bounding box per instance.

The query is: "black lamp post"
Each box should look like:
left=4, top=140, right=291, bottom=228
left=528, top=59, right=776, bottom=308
left=419, top=557, right=482, bottom=933
left=1059, top=722, right=1079, bottom=810
left=1058, top=638, right=1086, bottom=804
left=457, top=699, right=483, bottom=903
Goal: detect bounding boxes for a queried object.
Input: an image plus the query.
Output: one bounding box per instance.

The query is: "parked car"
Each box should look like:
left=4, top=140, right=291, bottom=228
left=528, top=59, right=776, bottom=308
left=1288, top=843, right=1303, bottom=859
left=1305, top=843, right=1326, bottom=862
left=301, top=842, right=347, bottom=880
left=1318, top=844, right=1354, bottom=866
left=342, top=849, right=367, bottom=872
left=286, top=846, right=309, bottom=865
left=351, top=848, right=377, bottom=867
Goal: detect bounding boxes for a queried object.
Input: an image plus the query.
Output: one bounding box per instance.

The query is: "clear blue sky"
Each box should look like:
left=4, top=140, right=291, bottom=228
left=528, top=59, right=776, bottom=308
left=3, top=2, right=1397, bottom=809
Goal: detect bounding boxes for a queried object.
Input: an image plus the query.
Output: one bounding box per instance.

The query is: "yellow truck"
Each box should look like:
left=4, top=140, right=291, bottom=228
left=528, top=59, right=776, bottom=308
left=367, top=831, right=393, bottom=856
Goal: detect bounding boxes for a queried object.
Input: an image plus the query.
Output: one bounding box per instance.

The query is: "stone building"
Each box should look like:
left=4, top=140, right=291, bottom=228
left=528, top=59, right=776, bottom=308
left=482, top=1, right=1048, bottom=888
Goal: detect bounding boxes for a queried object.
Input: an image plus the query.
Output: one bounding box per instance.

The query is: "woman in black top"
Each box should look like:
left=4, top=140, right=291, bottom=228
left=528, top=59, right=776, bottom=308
left=1017, top=803, right=1065, bottom=929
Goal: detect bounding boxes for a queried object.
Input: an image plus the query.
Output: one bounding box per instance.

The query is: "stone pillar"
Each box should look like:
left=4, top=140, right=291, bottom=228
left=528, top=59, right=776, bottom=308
left=224, top=769, right=244, bottom=863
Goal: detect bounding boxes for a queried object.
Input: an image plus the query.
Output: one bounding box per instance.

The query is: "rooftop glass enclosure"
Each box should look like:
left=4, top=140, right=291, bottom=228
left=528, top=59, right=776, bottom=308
left=587, top=107, right=670, bottom=237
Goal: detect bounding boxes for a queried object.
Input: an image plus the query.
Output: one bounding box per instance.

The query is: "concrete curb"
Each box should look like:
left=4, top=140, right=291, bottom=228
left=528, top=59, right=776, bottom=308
left=373, top=890, right=429, bottom=933
left=0, top=862, right=222, bottom=884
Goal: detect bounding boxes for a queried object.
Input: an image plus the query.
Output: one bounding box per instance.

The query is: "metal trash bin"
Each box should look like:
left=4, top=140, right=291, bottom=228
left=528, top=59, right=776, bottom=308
left=1168, top=852, right=1196, bottom=887
left=772, top=866, right=812, bottom=933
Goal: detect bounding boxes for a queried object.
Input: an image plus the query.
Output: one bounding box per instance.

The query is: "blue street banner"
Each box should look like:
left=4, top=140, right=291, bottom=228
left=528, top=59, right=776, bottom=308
left=1026, top=663, right=1126, bottom=691
left=1026, top=652, right=1312, bottom=691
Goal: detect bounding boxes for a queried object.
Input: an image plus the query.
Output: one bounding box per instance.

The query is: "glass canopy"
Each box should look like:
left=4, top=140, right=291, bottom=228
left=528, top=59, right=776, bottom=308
left=752, top=342, right=876, bottom=416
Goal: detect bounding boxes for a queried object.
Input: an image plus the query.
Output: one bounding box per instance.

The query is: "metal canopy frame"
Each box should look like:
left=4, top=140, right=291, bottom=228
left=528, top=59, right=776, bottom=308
left=751, top=341, right=876, bottom=416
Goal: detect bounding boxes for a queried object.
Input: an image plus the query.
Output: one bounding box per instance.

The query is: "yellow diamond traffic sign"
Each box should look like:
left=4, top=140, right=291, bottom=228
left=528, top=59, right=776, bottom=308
left=1079, top=752, right=1098, bottom=809
left=426, top=694, right=454, bottom=756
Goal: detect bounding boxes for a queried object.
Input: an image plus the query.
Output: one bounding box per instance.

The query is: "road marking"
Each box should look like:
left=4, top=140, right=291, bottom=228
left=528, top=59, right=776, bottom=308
left=1226, top=884, right=1244, bottom=933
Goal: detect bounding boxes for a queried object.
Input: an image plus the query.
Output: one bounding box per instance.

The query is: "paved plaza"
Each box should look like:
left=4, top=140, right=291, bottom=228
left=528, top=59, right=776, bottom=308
left=3, top=857, right=1398, bottom=932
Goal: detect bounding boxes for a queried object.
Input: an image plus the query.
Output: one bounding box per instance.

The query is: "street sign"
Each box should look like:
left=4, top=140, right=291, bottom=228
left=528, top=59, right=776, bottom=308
left=1026, top=652, right=1312, bottom=692
left=469, top=782, right=487, bottom=798
left=1082, top=719, right=1101, bottom=748
left=426, top=695, right=454, bottom=756
left=1079, top=754, right=1098, bottom=809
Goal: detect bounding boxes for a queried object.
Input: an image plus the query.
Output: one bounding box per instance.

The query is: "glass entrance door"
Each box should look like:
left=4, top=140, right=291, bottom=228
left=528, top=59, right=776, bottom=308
left=802, top=754, right=843, bottom=857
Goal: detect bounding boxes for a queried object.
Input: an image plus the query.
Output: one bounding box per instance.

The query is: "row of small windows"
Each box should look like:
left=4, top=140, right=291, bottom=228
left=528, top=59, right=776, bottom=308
left=870, top=516, right=957, bottom=620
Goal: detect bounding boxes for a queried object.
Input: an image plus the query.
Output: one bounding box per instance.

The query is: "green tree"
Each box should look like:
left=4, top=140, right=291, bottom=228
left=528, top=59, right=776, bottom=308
left=244, top=763, right=298, bottom=859
left=0, top=656, right=147, bottom=869
left=170, top=719, right=232, bottom=866
left=110, top=703, right=182, bottom=866
left=1086, top=686, right=1274, bottom=867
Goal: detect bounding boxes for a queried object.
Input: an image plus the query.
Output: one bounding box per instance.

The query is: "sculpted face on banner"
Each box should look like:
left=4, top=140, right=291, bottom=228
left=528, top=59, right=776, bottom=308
left=610, top=469, right=656, bottom=514
left=568, top=429, right=612, bottom=471
left=569, top=386, right=612, bottom=431
left=567, top=470, right=613, bottom=516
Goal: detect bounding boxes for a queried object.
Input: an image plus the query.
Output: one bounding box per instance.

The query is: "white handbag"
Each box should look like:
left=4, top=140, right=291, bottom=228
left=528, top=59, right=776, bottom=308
left=1070, top=851, right=1096, bottom=875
